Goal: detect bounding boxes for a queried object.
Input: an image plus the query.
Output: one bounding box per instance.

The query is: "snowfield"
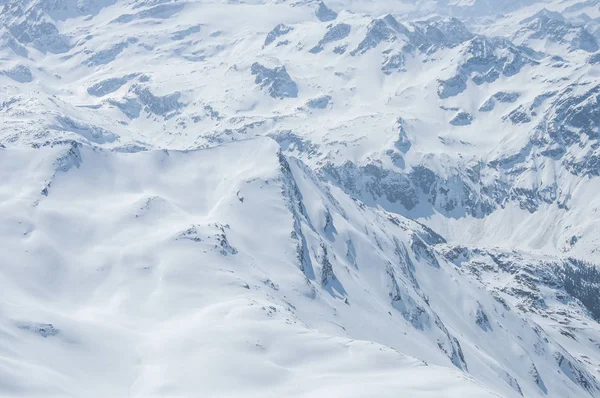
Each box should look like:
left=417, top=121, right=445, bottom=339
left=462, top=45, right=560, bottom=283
left=0, top=139, right=500, bottom=397
left=2, top=0, right=600, bottom=397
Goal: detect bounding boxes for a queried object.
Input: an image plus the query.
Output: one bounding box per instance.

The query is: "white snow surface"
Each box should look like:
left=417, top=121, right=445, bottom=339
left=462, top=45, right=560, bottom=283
left=2, top=0, right=600, bottom=397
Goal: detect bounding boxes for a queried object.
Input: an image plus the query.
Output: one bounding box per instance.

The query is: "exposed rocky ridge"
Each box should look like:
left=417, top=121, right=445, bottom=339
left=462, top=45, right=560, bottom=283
left=4, top=139, right=600, bottom=397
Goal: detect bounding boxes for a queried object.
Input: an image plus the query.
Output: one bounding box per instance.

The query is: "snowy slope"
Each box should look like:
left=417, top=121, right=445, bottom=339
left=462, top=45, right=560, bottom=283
left=2, top=0, right=599, bottom=261
left=1, top=138, right=599, bottom=397
left=0, top=139, right=501, bottom=397
left=2, top=0, right=600, bottom=396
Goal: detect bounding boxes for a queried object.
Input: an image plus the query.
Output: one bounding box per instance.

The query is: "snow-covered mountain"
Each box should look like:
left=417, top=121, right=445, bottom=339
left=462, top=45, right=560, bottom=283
left=2, top=0, right=600, bottom=397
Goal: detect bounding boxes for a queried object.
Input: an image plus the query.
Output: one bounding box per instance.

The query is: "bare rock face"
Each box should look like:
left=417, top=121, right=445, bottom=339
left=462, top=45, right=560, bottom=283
left=251, top=63, right=298, bottom=99
left=264, top=23, right=293, bottom=47
left=2, top=64, right=32, bottom=82
left=310, top=23, right=351, bottom=53
left=315, top=1, right=337, bottom=22
left=449, top=111, right=473, bottom=126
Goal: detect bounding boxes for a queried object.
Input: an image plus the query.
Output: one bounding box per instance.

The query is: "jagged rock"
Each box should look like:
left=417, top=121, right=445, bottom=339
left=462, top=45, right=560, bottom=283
left=394, top=118, right=411, bottom=153
left=306, top=95, right=331, bottom=109
left=497, top=92, right=521, bottom=102
left=561, top=258, right=600, bottom=320
left=589, top=52, right=600, bottom=65
left=214, top=224, right=238, bottom=256
left=438, top=37, right=535, bottom=98
left=309, top=23, right=350, bottom=53
left=425, top=18, right=474, bottom=47
left=251, top=63, right=298, bottom=99
left=17, top=322, right=60, bottom=338
left=131, top=85, right=182, bottom=117
left=177, top=225, right=203, bottom=243
left=171, top=25, right=201, bottom=41
left=333, top=44, right=347, bottom=54
left=411, top=234, right=440, bottom=268
left=345, top=239, right=357, bottom=268
left=87, top=74, right=137, bottom=97
left=323, top=161, right=419, bottom=211
left=475, top=303, right=492, bottom=331
left=111, top=3, right=185, bottom=24
left=546, top=84, right=600, bottom=146
left=323, top=159, right=498, bottom=218
left=382, top=51, right=405, bottom=74
left=315, top=1, right=337, bottom=22
left=506, top=106, right=532, bottom=124
left=406, top=17, right=474, bottom=54
left=517, top=9, right=599, bottom=52
left=270, top=131, right=320, bottom=156
left=2, top=64, right=32, bottom=82
left=108, top=97, right=142, bottom=119
left=323, top=208, right=337, bottom=239
left=479, top=91, right=520, bottom=112
left=501, top=372, right=524, bottom=396
left=450, top=111, right=473, bottom=126
left=351, top=15, right=401, bottom=56
left=529, top=364, right=548, bottom=394
left=84, top=40, right=135, bottom=67
left=55, top=116, right=118, bottom=144
left=264, top=24, right=293, bottom=47
left=279, top=153, right=316, bottom=280
left=555, top=352, right=599, bottom=394
left=319, top=243, right=336, bottom=286
left=5, top=2, right=71, bottom=53
left=438, top=75, right=467, bottom=99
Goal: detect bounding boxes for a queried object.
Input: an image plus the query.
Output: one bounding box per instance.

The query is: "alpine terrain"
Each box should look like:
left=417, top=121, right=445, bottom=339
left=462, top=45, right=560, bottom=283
left=2, top=0, right=600, bottom=397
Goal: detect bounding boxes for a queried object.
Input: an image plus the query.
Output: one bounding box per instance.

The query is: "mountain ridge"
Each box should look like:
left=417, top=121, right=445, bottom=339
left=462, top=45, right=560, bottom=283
left=2, top=0, right=600, bottom=396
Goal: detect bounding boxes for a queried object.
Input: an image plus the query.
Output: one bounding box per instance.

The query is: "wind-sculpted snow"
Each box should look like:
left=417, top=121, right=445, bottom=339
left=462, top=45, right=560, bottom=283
left=3, top=138, right=600, bottom=397
left=0, top=138, right=500, bottom=396
left=3, top=0, right=600, bottom=396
